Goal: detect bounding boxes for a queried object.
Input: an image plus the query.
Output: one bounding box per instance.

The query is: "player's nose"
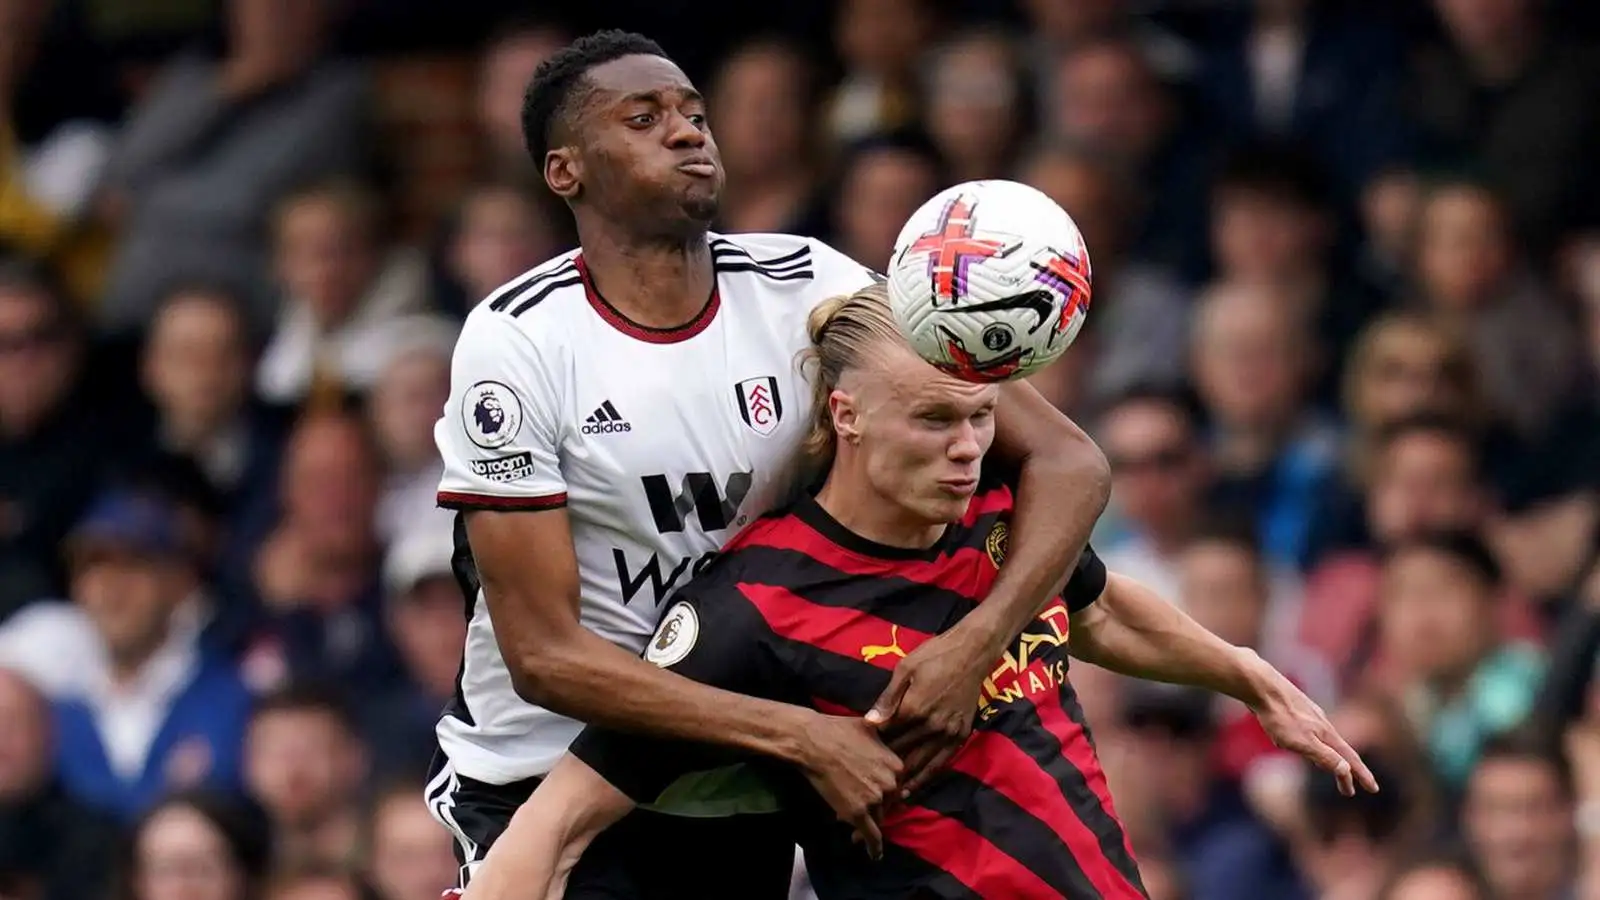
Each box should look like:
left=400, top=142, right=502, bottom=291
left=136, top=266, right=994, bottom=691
left=948, top=423, right=983, bottom=462
left=663, top=110, right=706, bottom=149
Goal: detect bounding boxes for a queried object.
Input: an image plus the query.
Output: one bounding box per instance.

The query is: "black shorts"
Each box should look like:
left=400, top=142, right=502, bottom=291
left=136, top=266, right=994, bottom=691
left=425, top=752, right=795, bottom=899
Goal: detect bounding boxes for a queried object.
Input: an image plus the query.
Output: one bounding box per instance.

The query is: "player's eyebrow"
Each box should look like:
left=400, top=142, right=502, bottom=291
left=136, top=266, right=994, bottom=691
left=619, top=87, right=704, bottom=106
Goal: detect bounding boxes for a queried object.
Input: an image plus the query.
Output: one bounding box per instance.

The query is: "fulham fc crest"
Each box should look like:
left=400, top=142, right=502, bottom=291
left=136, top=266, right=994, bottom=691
left=735, top=376, right=783, bottom=437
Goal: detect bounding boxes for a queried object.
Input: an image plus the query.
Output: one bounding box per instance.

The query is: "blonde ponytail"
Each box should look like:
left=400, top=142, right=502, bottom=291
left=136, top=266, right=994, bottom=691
left=798, top=282, right=904, bottom=467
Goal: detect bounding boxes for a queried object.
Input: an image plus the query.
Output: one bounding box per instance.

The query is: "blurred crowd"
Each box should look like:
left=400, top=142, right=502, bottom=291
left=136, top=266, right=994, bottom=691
left=0, top=0, right=1597, bottom=898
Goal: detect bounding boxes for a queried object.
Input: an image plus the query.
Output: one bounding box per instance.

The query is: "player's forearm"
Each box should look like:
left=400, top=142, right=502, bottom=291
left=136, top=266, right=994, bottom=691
left=463, top=757, right=631, bottom=900
left=510, top=625, right=815, bottom=763
left=1068, top=573, right=1272, bottom=705
left=964, top=424, right=1110, bottom=657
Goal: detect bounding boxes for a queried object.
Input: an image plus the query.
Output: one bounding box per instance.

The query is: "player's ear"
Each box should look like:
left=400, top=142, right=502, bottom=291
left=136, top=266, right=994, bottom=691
left=545, top=148, right=582, bottom=201
left=829, top=389, right=861, bottom=445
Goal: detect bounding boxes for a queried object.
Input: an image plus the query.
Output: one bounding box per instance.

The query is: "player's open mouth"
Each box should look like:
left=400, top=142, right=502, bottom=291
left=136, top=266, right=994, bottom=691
left=678, top=161, right=718, bottom=178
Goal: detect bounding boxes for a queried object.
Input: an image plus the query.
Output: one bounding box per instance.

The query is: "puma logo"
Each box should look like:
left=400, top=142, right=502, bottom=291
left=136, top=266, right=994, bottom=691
left=861, top=625, right=908, bottom=662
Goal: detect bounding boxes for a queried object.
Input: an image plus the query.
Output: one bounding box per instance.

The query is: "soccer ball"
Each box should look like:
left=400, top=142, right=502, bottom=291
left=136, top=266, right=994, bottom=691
left=887, top=180, right=1092, bottom=383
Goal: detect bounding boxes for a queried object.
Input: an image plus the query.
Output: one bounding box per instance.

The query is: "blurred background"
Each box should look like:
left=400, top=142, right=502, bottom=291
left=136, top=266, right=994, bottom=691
left=0, top=0, right=1597, bottom=898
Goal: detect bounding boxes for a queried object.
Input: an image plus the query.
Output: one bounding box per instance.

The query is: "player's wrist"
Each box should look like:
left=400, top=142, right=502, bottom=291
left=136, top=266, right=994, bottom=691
left=758, top=704, right=823, bottom=767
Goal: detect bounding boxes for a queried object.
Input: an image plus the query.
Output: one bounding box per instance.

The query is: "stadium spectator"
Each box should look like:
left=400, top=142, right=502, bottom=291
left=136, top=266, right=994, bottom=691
left=363, top=520, right=463, bottom=779
left=1191, top=280, right=1339, bottom=567
left=825, top=0, right=935, bottom=143
left=707, top=38, right=829, bottom=237
left=1293, top=750, right=1414, bottom=900
left=1412, top=179, right=1585, bottom=448
left=475, top=20, right=568, bottom=183
left=119, top=790, right=273, bottom=900
left=1376, top=532, right=1545, bottom=790
left=1020, top=142, right=1191, bottom=404
left=1048, top=34, right=1213, bottom=279
left=1356, top=165, right=1425, bottom=302
left=922, top=29, right=1032, bottom=184
left=366, top=331, right=455, bottom=546
left=1097, top=386, right=1211, bottom=596
left=0, top=669, right=120, bottom=900
left=96, top=0, right=369, bottom=334
left=1206, top=142, right=1384, bottom=403
left=827, top=133, right=942, bottom=273
left=247, top=410, right=395, bottom=692
left=1408, top=0, right=1600, bottom=254
left=1299, top=415, right=1548, bottom=679
left=138, top=285, right=286, bottom=576
left=1194, top=0, right=1409, bottom=193
left=51, top=488, right=252, bottom=819
left=1176, top=522, right=1333, bottom=783
left=256, top=181, right=430, bottom=407
left=0, top=263, right=122, bottom=620
left=1461, top=731, right=1580, bottom=900
left=363, top=780, right=458, bottom=900
left=242, top=684, right=368, bottom=871
left=441, top=183, right=561, bottom=317
left=1115, top=683, right=1307, bottom=900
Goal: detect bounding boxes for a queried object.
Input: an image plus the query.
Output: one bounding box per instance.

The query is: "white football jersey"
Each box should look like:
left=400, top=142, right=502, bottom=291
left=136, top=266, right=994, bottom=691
left=434, top=233, right=878, bottom=783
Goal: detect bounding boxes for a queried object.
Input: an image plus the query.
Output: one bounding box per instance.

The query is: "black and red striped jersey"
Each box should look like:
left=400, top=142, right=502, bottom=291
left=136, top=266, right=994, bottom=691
left=569, top=477, right=1148, bottom=900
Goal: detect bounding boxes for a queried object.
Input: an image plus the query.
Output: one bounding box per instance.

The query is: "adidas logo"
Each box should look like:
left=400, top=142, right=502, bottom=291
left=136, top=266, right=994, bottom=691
left=581, top=400, right=632, bottom=435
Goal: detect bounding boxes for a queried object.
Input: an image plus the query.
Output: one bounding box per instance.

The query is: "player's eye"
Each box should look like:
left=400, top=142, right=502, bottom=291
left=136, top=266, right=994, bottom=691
left=628, top=113, right=656, bottom=127
left=686, top=113, right=708, bottom=128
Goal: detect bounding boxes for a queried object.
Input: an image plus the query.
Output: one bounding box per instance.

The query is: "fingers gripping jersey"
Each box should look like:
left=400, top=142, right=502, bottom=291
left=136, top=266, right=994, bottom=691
left=434, top=234, right=878, bottom=783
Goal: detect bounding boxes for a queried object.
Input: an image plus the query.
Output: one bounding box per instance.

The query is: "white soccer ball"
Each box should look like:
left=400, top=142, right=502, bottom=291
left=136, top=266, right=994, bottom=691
left=887, top=179, right=1092, bottom=382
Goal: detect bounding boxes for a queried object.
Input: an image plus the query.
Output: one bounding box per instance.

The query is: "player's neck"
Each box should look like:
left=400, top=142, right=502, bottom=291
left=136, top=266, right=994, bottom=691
left=814, top=475, right=944, bottom=552
left=578, top=223, right=715, bottom=329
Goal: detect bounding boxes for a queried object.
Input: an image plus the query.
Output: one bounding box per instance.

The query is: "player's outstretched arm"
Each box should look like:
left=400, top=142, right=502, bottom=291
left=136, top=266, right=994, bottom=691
left=1067, top=572, right=1380, bottom=797
left=869, top=380, right=1110, bottom=787
left=461, top=754, right=634, bottom=900
left=467, top=509, right=901, bottom=828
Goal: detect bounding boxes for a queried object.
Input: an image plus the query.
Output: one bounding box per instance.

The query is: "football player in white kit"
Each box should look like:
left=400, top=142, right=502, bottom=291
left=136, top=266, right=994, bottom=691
left=426, top=30, right=1112, bottom=899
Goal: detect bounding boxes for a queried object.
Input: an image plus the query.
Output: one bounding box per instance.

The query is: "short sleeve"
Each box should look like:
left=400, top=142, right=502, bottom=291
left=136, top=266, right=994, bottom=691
left=1062, top=543, right=1108, bottom=613
left=569, top=584, right=788, bottom=807
left=435, top=313, right=567, bottom=511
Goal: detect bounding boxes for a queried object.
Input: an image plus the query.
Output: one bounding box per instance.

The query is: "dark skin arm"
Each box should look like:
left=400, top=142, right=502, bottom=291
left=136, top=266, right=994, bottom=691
left=868, top=380, right=1110, bottom=792
left=467, top=508, right=902, bottom=834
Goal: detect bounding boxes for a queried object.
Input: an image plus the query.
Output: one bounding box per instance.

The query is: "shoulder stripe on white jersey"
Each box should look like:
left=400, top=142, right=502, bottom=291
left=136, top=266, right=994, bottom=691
left=507, top=275, right=584, bottom=316
left=486, top=261, right=578, bottom=313
left=711, top=241, right=814, bottom=282
left=718, top=262, right=814, bottom=282
left=710, top=240, right=811, bottom=269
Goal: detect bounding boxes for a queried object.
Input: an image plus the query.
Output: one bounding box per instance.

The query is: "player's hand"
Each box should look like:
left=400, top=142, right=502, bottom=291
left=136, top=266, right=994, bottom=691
left=1247, top=660, right=1378, bottom=797
left=795, top=713, right=902, bottom=859
left=866, top=628, right=989, bottom=796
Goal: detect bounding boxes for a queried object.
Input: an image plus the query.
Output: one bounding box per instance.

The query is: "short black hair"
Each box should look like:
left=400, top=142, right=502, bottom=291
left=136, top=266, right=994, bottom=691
left=1383, top=529, right=1502, bottom=589
left=520, top=29, right=668, bottom=163
left=1474, top=727, right=1574, bottom=800
left=1376, top=849, right=1492, bottom=900
left=1186, top=514, right=1263, bottom=561
left=1373, top=412, right=1483, bottom=478
left=250, top=681, right=360, bottom=735
left=1095, top=382, right=1203, bottom=432
left=1213, top=140, right=1332, bottom=213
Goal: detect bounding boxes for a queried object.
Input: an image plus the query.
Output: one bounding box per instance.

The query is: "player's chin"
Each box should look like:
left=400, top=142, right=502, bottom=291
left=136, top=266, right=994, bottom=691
left=922, top=490, right=974, bottom=524
left=677, top=191, right=720, bottom=223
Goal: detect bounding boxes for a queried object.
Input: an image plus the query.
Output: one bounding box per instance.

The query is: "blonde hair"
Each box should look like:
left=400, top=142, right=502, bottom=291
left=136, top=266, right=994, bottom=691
left=800, top=281, right=904, bottom=467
